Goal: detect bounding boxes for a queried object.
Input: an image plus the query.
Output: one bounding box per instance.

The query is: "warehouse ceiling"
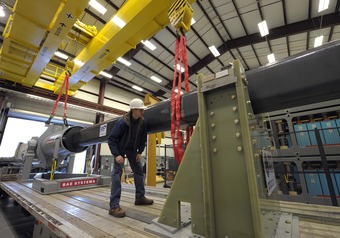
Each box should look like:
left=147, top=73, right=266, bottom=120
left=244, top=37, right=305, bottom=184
left=0, top=0, right=339, bottom=107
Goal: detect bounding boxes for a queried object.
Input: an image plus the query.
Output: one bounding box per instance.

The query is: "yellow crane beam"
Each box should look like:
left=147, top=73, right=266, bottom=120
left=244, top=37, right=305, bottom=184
left=54, top=0, right=196, bottom=94
left=23, top=0, right=89, bottom=87
left=0, top=0, right=88, bottom=89
left=0, top=0, right=196, bottom=95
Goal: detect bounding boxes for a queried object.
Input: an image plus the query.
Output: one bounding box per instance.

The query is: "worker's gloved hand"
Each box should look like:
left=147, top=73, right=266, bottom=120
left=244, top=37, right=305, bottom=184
left=136, top=153, right=142, bottom=162
left=115, top=155, right=124, bottom=164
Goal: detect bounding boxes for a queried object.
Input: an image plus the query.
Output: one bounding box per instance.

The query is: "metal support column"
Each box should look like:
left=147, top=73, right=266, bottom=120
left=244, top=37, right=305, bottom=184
left=93, top=113, right=104, bottom=174
left=0, top=102, right=10, bottom=145
left=150, top=60, right=263, bottom=237
left=295, top=160, right=308, bottom=197
left=144, top=94, right=162, bottom=186
left=315, top=128, right=338, bottom=206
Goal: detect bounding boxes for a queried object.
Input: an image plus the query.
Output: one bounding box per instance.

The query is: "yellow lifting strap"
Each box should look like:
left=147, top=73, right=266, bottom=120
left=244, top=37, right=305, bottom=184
left=50, top=159, right=57, bottom=181
left=168, top=0, right=193, bottom=33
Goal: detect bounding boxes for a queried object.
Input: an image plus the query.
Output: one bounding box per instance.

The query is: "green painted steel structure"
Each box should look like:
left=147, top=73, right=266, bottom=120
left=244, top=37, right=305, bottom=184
left=157, top=60, right=263, bottom=237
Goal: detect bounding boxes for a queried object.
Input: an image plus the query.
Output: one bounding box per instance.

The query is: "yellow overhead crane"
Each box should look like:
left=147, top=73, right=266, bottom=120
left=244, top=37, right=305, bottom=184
left=0, top=0, right=196, bottom=96
left=0, top=0, right=88, bottom=90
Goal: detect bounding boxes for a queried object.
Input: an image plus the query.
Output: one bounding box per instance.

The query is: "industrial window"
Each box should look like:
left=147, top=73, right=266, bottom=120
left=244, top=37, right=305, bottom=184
left=0, top=117, right=46, bottom=157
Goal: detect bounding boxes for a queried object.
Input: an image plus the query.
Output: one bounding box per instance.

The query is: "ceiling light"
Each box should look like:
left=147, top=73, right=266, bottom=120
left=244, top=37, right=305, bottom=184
left=0, top=6, right=5, bottom=17
left=314, top=35, right=324, bottom=47
left=54, top=51, right=68, bottom=60
left=318, top=0, right=329, bottom=12
left=117, top=57, right=131, bottom=66
left=100, top=71, right=113, bottom=78
left=176, top=64, right=185, bottom=73
left=112, top=15, right=126, bottom=28
left=208, top=45, right=220, bottom=57
left=89, top=0, right=107, bottom=15
left=267, top=53, right=275, bottom=63
left=141, top=40, right=156, bottom=51
left=174, top=89, right=183, bottom=95
left=74, top=59, right=84, bottom=67
left=132, top=85, right=143, bottom=92
left=150, top=76, right=162, bottom=83
left=191, top=18, right=196, bottom=25
left=258, top=20, right=269, bottom=37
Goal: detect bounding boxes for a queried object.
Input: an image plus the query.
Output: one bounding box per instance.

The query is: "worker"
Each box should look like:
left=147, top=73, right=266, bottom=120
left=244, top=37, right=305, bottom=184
left=108, top=98, right=154, bottom=218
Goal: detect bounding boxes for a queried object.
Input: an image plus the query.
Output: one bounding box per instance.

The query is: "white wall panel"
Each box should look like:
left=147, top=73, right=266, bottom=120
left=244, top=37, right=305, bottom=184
left=104, top=83, right=143, bottom=111
left=5, top=92, right=96, bottom=125
left=74, top=90, right=98, bottom=104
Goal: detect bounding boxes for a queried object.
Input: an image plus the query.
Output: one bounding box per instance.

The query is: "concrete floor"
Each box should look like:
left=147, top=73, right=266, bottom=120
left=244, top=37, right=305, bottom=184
left=0, top=194, right=35, bottom=238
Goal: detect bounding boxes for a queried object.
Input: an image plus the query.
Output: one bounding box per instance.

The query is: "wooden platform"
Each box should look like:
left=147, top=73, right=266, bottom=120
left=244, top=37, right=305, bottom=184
left=0, top=181, right=168, bottom=238
left=260, top=199, right=340, bottom=238
left=1, top=181, right=340, bottom=237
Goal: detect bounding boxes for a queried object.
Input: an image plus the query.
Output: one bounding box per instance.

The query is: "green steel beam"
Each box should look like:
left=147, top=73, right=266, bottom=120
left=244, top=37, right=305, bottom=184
left=157, top=60, right=263, bottom=237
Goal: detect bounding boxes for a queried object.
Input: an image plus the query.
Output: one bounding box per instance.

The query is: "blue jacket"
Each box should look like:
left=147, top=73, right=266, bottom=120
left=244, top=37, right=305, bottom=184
left=108, top=111, right=147, bottom=158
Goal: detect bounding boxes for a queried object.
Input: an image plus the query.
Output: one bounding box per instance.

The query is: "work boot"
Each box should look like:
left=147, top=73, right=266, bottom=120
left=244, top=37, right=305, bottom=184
left=109, top=206, right=126, bottom=218
left=135, top=196, right=154, bottom=205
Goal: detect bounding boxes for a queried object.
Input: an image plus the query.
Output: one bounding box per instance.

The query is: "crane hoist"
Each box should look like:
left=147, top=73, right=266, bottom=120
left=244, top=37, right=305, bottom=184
left=168, top=0, right=194, bottom=164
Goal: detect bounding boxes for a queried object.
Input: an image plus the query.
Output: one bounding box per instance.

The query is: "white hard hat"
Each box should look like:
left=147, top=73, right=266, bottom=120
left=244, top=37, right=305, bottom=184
left=130, top=98, right=146, bottom=109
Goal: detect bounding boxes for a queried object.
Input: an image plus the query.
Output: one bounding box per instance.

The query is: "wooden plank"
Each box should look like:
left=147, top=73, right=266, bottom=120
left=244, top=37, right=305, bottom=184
left=3, top=181, right=340, bottom=237
left=95, top=184, right=169, bottom=202
left=69, top=187, right=164, bottom=209
left=261, top=199, right=340, bottom=237
left=74, top=186, right=167, bottom=211
left=28, top=184, right=159, bottom=237
left=6, top=181, right=114, bottom=237
left=64, top=189, right=161, bottom=220
left=299, top=220, right=340, bottom=238
left=122, top=184, right=170, bottom=197
left=1, top=181, right=96, bottom=238
left=1, top=181, right=159, bottom=237
left=260, top=199, right=340, bottom=221
left=51, top=193, right=158, bottom=236
left=77, top=187, right=165, bottom=211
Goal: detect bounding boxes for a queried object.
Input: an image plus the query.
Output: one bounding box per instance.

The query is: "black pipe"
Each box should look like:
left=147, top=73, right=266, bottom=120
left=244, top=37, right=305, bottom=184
left=72, top=90, right=198, bottom=148
left=68, top=40, right=340, bottom=149
left=246, top=40, right=340, bottom=113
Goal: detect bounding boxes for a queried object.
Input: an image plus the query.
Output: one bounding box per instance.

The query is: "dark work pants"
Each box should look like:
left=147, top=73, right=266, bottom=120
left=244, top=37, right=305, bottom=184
left=109, top=152, right=145, bottom=209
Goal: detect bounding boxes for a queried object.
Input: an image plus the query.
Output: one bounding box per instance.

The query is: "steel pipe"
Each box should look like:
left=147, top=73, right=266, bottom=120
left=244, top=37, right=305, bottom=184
left=66, top=40, right=340, bottom=149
